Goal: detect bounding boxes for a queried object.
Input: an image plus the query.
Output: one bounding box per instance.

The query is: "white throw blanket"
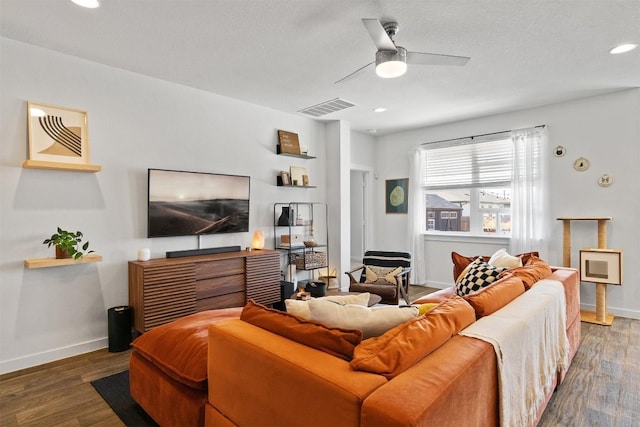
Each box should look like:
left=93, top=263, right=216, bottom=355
left=459, top=280, right=569, bottom=427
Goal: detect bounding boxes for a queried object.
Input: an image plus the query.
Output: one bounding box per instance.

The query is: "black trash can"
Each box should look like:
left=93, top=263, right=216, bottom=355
left=108, top=306, right=132, bottom=352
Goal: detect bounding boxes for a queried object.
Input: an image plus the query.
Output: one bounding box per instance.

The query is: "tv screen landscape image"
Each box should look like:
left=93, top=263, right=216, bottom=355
left=148, top=168, right=250, bottom=238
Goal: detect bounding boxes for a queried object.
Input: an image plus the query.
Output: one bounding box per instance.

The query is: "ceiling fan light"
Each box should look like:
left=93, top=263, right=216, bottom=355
left=375, top=47, right=407, bottom=78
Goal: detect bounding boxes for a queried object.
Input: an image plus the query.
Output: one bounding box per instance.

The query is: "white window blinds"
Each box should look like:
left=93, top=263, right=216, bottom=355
left=422, top=137, right=513, bottom=190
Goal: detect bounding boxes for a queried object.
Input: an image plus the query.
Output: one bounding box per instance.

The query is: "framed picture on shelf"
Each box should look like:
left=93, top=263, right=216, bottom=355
left=302, top=174, right=309, bottom=186
left=385, top=178, right=409, bottom=214
left=290, top=166, right=307, bottom=186
left=27, top=101, right=91, bottom=166
left=280, top=171, right=291, bottom=186
left=277, top=130, right=301, bottom=155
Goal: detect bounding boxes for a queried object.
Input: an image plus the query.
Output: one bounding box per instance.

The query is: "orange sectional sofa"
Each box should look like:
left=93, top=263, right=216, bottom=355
left=129, top=264, right=580, bottom=427
left=204, top=267, right=580, bottom=427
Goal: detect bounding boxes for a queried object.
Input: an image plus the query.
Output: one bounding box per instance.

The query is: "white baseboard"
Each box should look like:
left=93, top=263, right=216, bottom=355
left=0, top=337, right=108, bottom=375
left=580, top=303, right=640, bottom=320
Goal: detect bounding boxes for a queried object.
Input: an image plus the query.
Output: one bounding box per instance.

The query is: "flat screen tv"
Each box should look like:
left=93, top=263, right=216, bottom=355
left=147, top=168, right=250, bottom=238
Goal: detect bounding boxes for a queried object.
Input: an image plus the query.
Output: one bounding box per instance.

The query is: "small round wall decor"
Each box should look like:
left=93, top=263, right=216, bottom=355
left=598, top=174, right=613, bottom=187
left=554, top=145, right=566, bottom=157
left=573, top=157, right=589, bottom=171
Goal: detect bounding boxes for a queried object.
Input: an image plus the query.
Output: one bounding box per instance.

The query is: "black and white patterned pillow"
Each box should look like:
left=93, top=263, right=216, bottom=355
left=455, top=258, right=507, bottom=296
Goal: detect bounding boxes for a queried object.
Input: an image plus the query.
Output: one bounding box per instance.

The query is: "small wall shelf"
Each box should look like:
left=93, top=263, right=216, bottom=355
left=24, top=254, right=103, bottom=269
left=23, top=160, right=102, bottom=173
left=276, top=146, right=316, bottom=159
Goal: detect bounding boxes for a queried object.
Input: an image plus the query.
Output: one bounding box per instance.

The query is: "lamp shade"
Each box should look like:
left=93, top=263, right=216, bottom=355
left=375, top=47, right=407, bottom=78
left=252, top=230, right=265, bottom=249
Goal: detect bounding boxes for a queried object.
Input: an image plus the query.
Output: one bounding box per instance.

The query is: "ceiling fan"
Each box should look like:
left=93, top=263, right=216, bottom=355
left=335, top=18, right=470, bottom=84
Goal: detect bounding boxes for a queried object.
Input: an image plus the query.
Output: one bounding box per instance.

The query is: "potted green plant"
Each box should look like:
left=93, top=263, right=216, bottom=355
left=43, top=227, right=94, bottom=259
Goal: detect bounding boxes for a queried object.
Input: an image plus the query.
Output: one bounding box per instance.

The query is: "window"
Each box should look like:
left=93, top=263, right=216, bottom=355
left=422, top=136, right=513, bottom=235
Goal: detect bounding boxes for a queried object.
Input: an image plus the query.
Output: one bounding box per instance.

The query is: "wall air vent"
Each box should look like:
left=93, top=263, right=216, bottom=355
left=298, top=98, right=356, bottom=117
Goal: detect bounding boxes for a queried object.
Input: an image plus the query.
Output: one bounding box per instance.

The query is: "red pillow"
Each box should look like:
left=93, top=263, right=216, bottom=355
left=240, top=300, right=362, bottom=361
left=464, top=274, right=525, bottom=318
left=501, top=254, right=551, bottom=290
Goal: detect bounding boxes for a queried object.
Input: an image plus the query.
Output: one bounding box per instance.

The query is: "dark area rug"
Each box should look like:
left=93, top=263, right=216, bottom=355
left=91, top=370, right=158, bottom=427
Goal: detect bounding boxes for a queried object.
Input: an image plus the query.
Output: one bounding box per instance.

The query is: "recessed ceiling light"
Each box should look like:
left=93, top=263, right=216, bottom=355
left=373, top=107, right=387, bottom=113
left=70, top=0, right=100, bottom=8
left=609, top=43, right=638, bottom=54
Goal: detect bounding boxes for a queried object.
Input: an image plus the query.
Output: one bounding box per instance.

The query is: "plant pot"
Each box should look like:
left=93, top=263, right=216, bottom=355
left=56, top=247, right=72, bottom=259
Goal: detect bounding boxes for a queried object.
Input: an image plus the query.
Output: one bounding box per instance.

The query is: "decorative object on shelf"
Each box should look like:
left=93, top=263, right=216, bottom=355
left=290, top=166, right=307, bottom=186
left=553, top=145, right=566, bottom=157
left=277, top=206, right=293, bottom=226
left=251, top=230, right=265, bottom=249
left=385, top=178, right=409, bottom=214
left=579, top=248, right=623, bottom=285
left=573, top=157, right=589, bottom=171
left=302, top=175, right=309, bottom=186
left=598, top=174, right=613, bottom=187
left=304, top=220, right=317, bottom=246
left=137, top=248, right=151, bottom=261
left=300, top=145, right=309, bottom=155
left=42, top=227, right=94, bottom=259
left=24, top=101, right=101, bottom=172
left=277, top=130, right=301, bottom=155
left=279, top=171, right=291, bottom=185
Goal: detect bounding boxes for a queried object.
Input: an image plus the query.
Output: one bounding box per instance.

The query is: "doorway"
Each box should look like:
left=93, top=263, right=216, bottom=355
left=350, top=169, right=370, bottom=267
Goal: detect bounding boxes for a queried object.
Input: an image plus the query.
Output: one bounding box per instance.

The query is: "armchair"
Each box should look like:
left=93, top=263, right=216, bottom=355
left=345, top=250, right=412, bottom=305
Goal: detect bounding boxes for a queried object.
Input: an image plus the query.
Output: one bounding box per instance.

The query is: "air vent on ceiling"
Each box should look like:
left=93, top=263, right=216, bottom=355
left=298, top=98, right=356, bottom=117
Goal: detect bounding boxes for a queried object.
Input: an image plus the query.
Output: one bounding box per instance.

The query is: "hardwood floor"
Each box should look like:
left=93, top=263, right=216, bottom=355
left=0, top=348, right=131, bottom=426
left=1, top=308, right=638, bottom=426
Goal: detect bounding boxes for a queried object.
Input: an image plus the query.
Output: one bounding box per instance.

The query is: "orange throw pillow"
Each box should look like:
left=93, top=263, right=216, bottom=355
left=350, top=295, right=475, bottom=379
left=464, top=274, right=525, bottom=318
left=240, top=300, right=362, bottom=361
left=502, top=254, right=552, bottom=289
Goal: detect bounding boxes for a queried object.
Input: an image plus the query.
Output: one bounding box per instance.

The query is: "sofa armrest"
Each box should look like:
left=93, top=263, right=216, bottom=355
left=361, top=335, right=499, bottom=427
left=208, top=319, right=386, bottom=427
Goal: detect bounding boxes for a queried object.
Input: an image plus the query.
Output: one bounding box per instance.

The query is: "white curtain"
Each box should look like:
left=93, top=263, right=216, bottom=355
left=408, top=146, right=426, bottom=284
left=510, top=127, right=549, bottom=257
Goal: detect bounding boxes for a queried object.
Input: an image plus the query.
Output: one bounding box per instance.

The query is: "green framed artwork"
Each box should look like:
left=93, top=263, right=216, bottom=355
left=385, top=178, right=409, bottom=214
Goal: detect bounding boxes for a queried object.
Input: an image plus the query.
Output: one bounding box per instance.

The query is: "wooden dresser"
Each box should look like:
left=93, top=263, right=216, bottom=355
left=128, top=249, right=280, bottom=332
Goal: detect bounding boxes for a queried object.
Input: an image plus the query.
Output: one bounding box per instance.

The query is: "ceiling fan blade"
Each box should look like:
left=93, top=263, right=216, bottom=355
left=362, top=18, right=397, bottom=52
left=334, top=61, right=374, bottom=84
left=407, top=51, right=470, bottom=66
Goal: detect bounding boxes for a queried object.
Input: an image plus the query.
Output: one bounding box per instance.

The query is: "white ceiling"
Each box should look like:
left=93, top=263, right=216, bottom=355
left=2, top=0, right=639, bottom=135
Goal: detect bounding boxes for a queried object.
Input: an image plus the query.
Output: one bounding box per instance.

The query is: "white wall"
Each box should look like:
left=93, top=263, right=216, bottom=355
left=0, top=38, right=327, bottom=373
left=374, top=89, right=640, bottom=319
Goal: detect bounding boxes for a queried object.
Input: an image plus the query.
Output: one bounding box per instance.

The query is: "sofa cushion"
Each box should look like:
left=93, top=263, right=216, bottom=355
left=464, top=274, right=526, bottom=318
left=502, top=254, right=552, bottom=290
left=307, top=299, right=419, bottom=339
left=131, top=307, right=243, bottom=390
left=350, top=295, right=476, bottom=379
left=452, top=250, right=539, bottom=282
left=240, top=300, right=362, bottom=361
left=411, top=287, right=456, bottom=305
left=455, top=258, right=507, bottom=296
left=284, top=292, right=371, bottom=319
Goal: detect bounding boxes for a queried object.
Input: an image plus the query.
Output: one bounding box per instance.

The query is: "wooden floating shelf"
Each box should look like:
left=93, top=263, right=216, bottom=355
left=24, top=254, right=103, bottom=269
left=23, top=160, right=102, bottom=173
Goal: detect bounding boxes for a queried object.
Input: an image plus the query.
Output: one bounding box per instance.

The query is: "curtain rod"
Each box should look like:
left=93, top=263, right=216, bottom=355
left=421, top=124, right=546, bottom=146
